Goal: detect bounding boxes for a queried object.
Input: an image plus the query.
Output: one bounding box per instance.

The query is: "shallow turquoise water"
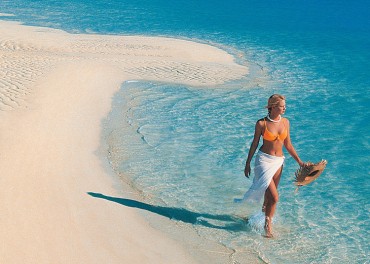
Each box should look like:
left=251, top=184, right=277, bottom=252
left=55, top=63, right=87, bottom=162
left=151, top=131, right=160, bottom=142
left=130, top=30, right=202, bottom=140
left=103, top=78, right=368, bottom=262
left=1, top=0, right=369, bottom=262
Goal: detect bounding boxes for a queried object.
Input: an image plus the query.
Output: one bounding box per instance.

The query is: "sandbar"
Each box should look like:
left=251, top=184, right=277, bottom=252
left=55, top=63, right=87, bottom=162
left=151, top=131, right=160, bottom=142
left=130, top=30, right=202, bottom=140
left=0, top=20, right=248, bottom=263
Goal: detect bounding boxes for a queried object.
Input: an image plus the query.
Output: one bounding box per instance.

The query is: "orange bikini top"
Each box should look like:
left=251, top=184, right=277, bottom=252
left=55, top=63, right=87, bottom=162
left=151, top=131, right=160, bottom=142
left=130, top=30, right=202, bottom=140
left=263, top=118, right=288, bottom=142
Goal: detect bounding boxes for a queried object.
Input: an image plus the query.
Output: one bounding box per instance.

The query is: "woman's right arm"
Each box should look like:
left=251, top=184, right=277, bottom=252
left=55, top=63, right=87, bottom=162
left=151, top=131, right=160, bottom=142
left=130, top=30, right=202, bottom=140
left=244, top=120, right=262, bottom=178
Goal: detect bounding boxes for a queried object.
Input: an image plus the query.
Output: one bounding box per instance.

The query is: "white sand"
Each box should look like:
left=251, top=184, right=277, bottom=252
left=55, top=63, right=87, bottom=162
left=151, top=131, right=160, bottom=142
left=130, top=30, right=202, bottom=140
left=0, top=20, right=248, bottom=263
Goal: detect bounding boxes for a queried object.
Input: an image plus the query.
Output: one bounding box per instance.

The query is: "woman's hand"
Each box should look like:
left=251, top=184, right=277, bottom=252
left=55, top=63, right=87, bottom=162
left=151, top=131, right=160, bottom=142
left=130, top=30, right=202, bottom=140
left=244, top=163, right=251, bottom=178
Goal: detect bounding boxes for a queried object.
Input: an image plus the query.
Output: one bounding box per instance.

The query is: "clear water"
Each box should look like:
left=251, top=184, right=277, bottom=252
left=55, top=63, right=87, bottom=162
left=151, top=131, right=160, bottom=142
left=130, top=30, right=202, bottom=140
left=1, top=1, right=369, bottom=263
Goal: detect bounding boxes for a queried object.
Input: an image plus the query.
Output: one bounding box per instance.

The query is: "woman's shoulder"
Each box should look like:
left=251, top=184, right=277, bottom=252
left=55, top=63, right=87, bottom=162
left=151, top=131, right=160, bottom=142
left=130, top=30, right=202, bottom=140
left=282, top=117, right=290, bottom=125
left=257, top=117, right=266, bottom=124
left=255, top=117, right=266, bottom=129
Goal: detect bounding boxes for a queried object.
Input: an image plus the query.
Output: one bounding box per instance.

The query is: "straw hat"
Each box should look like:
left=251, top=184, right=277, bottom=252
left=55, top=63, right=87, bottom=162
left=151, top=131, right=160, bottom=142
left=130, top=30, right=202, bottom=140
left=294, top=160, right=327, bottom=190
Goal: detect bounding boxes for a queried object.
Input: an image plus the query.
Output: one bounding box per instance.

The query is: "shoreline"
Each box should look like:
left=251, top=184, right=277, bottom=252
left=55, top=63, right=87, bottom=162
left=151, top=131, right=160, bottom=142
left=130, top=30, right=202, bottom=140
left=0, top=20, right=248, bottom=263
left=98, top=80, right=246, bottom=264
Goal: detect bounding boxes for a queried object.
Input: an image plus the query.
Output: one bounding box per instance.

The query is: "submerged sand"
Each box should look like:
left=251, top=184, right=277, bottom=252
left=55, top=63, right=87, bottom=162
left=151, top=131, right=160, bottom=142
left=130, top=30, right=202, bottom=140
left=0, top=20, right=248, bottom=263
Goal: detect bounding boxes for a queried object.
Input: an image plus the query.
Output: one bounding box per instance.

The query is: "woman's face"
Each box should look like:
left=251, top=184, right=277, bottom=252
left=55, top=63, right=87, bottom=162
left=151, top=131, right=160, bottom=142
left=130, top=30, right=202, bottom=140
left=273, top=100, right=286, bottom=115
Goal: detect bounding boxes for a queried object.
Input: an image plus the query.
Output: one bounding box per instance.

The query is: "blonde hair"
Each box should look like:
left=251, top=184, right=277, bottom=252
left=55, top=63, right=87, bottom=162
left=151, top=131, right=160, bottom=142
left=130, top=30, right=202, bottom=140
left=265, top=94, right=285, bottom=113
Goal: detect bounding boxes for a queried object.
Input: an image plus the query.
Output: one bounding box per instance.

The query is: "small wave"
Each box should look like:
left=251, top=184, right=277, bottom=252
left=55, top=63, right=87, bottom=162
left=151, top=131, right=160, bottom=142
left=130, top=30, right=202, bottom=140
left=0, top=13, right=15, bottom=17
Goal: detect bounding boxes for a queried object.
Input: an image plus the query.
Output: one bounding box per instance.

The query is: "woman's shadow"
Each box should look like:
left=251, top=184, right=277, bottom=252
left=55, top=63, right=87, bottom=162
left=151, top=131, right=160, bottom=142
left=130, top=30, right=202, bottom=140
left=88, top=192, right=247, bottom=231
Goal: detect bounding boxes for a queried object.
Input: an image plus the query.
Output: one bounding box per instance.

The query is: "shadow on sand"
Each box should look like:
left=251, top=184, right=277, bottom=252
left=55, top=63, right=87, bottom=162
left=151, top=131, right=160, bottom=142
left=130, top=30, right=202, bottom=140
left=88, top=192, right=247, bottom=231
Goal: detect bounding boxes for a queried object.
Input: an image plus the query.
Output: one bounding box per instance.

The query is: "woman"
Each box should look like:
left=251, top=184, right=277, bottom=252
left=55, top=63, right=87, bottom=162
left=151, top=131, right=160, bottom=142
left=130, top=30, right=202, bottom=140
left=242, top=94, right=304, bottom=238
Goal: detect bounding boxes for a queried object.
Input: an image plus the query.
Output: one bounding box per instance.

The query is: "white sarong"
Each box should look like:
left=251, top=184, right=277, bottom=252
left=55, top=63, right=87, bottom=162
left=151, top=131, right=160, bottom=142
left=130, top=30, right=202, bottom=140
left=235, top=150, right=285, bottom=203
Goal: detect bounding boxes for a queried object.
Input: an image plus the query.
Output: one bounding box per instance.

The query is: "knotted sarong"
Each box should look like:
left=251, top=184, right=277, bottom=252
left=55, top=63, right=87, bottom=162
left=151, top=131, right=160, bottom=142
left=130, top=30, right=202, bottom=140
left=235, top=150, right=285, bottom=203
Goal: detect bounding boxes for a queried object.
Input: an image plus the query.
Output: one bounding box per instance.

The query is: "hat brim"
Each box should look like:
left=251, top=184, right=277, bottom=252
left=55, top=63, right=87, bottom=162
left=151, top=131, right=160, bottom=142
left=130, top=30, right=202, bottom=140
left=294, top=160, right=327, bottom=186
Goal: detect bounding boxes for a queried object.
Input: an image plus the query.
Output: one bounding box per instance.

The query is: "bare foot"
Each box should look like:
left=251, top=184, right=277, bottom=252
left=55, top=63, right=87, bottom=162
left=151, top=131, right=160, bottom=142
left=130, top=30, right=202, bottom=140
left=263, top=216, right=273, bottom=238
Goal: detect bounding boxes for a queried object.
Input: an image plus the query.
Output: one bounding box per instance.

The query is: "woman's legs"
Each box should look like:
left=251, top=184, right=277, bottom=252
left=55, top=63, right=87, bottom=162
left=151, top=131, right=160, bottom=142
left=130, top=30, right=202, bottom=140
left=264, top=166, right=283, bottom=237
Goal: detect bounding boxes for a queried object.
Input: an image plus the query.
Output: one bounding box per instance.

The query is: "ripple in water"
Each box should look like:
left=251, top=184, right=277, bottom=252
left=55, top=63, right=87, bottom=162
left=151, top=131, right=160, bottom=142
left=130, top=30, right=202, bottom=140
left=102, top=77, right=369, bottom=263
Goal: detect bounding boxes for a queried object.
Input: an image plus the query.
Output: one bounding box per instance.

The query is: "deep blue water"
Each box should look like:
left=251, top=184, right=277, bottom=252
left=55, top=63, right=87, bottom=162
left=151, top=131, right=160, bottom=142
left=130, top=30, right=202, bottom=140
left=1, top=1, right=369, bottom=263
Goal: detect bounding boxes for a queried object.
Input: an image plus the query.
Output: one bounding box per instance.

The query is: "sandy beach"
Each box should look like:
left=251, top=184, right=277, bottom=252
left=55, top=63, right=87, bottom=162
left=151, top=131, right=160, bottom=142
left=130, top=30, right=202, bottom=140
left=0, top=21, right=247, bottom=263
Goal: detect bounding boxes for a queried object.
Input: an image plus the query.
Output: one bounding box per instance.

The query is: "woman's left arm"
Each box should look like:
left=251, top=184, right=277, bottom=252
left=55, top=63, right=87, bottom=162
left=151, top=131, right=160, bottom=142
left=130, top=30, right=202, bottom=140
left=284, top=118, right=304, bottom=166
